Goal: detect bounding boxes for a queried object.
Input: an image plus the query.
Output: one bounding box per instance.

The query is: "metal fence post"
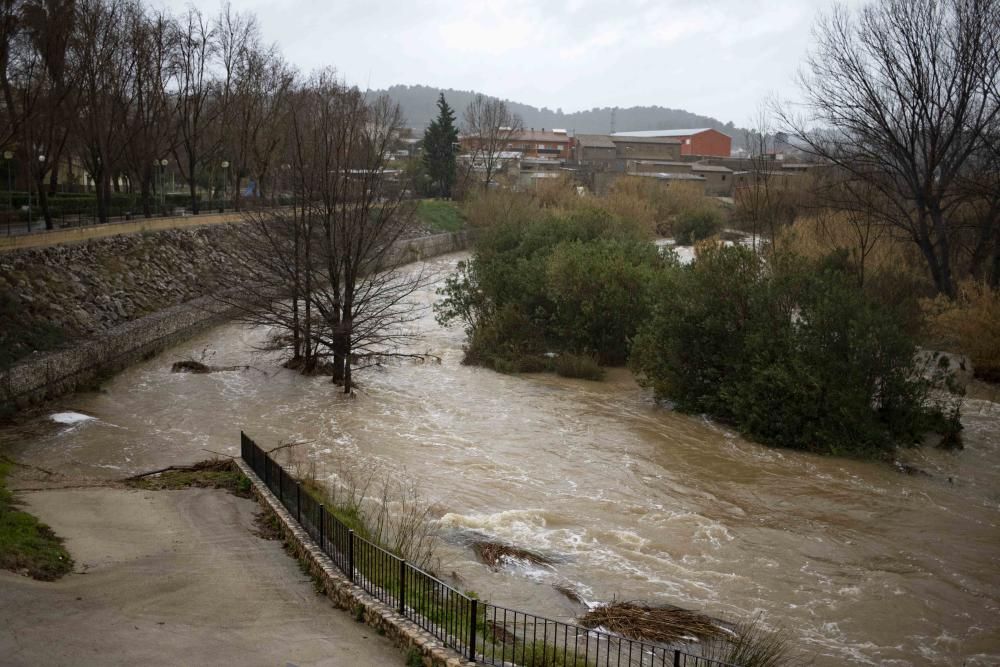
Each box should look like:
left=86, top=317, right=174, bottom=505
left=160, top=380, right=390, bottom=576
left=296, top=482, right=301, bottom=524
left=398, top=559, right=406, bottom=614
left=674, top=649, right=681, bottom=667
left=264, top=451, right=269, bottom=487
left=348, top=530, right=355, bottom=582
left=468, top=598, right=478, bottom=662
left=319, top=504, right=325, bottom=550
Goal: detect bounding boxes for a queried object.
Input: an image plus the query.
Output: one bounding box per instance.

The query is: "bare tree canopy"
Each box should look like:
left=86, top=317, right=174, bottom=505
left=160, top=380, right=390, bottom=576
left=462, top=93, right=523, bottom=190
left=785, top=0, right=1000, bottom=295
left=214, top=75, right=428, bottom=393
left=0, top=0, right=299, bottom=223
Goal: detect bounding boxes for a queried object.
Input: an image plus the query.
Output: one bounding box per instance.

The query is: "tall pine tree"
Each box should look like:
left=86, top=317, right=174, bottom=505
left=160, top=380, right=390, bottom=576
left=422, top=93, right=459, bottom=198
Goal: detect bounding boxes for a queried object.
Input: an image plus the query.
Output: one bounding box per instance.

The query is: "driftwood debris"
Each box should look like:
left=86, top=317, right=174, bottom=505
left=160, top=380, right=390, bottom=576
left=171, top=360, right=255, bottom=374
left=124, top=458, right=233, bottom=481
left=578, top=602, right=724, bottom=644
left=472, top=540, right=554, bottom=570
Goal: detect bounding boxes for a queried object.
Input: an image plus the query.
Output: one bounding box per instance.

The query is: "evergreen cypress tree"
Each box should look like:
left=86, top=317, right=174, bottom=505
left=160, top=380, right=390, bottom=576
left=422, top=93, right=459, bottom=198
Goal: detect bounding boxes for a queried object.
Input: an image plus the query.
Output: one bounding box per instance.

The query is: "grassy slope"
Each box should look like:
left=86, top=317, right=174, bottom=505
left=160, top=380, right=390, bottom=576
left=0, top=459, right=74, bottom=580
left=415, top=199, right=465, bottom=233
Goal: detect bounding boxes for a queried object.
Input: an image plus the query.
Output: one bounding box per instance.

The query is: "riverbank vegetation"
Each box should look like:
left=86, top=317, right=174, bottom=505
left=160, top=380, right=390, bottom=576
left=436, top=191, right=669, bottom=375
left=0, top=458, right=73, bottom=580
left=438, top=186, right=963, bottom=457
left=630, top=246, right=959, bottom=457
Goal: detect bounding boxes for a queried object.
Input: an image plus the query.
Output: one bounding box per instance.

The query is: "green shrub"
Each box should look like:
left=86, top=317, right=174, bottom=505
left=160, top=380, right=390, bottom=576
left=630, top=245, right=954, bottom=457
left=674, top=208, right=722, bottom=245
left=415, top=199, right=465, bottom=232
left=437, top=205, right=664, bottom=374
left=0, top=460, right=74, bottom=580
left=553, top=353, right=604, bottom=380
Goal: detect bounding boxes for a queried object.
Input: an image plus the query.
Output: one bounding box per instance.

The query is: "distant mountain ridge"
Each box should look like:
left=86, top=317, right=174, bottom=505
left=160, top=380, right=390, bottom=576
left=372, top=84, right=747, bottom=148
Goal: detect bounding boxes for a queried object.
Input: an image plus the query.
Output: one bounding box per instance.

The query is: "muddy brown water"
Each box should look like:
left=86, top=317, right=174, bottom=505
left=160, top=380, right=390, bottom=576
left=5, top=252, right=999, bottom=665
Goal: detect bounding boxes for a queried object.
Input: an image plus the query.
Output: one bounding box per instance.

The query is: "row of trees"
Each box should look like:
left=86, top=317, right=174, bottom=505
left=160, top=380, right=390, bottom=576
left=0, top=0, right=294, bottom=227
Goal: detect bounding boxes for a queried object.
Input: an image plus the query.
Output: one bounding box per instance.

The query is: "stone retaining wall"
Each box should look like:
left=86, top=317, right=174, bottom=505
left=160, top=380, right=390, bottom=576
left=1, top=230, right=472, bottom=409
left=235, top=457, right=475, bottom=667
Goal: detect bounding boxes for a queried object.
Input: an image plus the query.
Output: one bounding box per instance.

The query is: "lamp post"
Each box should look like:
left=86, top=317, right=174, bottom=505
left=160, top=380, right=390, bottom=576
left=158, top=158, right=168, bottom=215
left=3, top=151, right=12, bottom=235
left=36, top=154, right=45, bottom=229
left=220, top=160, right=229, bottom=212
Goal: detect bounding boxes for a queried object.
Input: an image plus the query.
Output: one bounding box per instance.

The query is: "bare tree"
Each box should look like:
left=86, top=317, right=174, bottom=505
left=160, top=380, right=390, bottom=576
left=216, top=74, right=428, bottom=393
left=171, top=6, right=216, bottom=214
left=123, top=7, right=176, bottom=218
left=784, top=0, right=1000, bottom=296
left=462, top=93, right=522, bottom=190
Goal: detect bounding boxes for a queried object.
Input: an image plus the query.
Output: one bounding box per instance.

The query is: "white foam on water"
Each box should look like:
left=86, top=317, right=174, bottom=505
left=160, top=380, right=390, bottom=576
left=50, top=412, right=95, bottom=425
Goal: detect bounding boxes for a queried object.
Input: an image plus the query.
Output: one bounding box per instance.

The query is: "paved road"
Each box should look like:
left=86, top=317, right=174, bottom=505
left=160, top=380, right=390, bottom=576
left=0, top=487, right=404, bottom=666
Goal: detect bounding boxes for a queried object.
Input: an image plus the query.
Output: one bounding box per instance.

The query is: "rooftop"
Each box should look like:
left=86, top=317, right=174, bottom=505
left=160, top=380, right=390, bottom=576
left=634, top=172, right=706, bottom=181
left=690, top=163, right=734, bottom=173
left=611, top=136, right=683, bottom=145
left=612, top=128, right=730, bottom=139
left=575, top=134, right=616, bottom=148
left=511, top=129, right=574, bottom=143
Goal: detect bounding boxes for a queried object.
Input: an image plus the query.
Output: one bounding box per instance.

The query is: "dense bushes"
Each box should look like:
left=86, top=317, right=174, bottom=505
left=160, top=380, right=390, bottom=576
left=673, top=209, right=723, bottom=245
left=630, top=245, right=957, bottom=457
left=441, top=189, right=962, bottom=457
left=924, top=281, right=1000, bottom=382
left=436, top=206, right=665, bottom=373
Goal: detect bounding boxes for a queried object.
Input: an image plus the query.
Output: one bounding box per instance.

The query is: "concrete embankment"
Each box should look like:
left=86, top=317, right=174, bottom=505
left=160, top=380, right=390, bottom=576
left=0, top=227, right=471, bottom=409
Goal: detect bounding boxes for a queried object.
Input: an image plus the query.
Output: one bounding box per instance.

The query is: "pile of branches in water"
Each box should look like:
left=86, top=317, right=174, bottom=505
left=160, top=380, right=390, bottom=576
left=472, top=540, right=553, bottom=570
left=578, top=602, right=724, bottom=644
left=171, top=359, right=253, bottom=374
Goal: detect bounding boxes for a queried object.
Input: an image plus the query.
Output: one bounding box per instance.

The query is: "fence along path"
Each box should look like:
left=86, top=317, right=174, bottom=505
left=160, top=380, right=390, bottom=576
left=241, top=432, right=739, bottom=667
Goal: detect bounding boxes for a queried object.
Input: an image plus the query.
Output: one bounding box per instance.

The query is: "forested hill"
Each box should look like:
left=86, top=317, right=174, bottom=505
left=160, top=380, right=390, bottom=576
left=373, top=84, right=746, bottom=147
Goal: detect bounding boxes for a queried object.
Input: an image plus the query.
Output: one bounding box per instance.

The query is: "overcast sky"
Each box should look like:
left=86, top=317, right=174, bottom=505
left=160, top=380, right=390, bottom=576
left=155, top=0, right=862, bottom=127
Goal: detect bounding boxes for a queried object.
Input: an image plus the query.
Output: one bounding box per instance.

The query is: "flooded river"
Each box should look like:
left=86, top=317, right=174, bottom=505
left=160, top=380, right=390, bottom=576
left=6, top=252, right=1000, bottom=665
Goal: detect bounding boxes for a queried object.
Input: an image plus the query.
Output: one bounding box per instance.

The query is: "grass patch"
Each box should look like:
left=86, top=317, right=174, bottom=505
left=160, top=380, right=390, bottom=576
left=415, top=199, right=465, bottom=233
left=125, top=458, right=252, bottom=497
left=0, top=459, right=74, bottom=580
left=702, top=613, right=799, bottom=667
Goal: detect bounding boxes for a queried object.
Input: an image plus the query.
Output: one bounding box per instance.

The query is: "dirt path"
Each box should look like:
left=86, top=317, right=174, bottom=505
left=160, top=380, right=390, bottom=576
left=0, top=486, right=404, bottom=666
left=0, top=211, right=245, bottom=252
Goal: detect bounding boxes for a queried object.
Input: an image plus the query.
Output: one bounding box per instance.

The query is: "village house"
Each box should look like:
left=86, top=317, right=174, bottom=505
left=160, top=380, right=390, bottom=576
left=501, top=128, right=574, bottom=160
left=611, top=128, right=732, bottom=157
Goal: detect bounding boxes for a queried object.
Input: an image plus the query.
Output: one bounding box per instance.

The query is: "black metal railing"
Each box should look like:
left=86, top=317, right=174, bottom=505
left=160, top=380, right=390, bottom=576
left=240, top=432, right=739, bottom=667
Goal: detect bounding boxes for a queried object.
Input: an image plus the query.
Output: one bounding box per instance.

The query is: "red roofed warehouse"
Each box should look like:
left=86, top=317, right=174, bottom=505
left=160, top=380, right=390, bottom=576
left=611, top=128, right=732, bottom=158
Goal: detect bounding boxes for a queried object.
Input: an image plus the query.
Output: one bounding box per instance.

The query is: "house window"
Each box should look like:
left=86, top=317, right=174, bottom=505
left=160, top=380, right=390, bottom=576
left=722, top=175, right=726, bottom=180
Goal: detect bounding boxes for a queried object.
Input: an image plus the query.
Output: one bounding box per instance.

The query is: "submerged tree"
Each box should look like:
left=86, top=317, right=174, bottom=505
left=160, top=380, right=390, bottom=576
left=216, top=74, right=428, bottom=393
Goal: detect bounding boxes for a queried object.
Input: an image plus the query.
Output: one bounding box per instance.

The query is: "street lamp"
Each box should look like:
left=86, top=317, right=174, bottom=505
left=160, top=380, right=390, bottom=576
left=220, top=160, right=229, bottom=212
left=3, top=151, right=12, bottom=235
left=28, top=154, right=45, bottom=229
left=159, top=158, right=168, bottom=214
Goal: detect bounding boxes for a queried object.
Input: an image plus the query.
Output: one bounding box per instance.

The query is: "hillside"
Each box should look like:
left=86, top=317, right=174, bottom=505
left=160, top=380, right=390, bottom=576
left=374, top=84, right=746, bottom=148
